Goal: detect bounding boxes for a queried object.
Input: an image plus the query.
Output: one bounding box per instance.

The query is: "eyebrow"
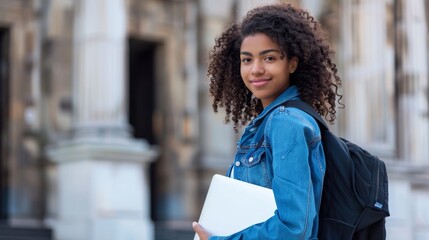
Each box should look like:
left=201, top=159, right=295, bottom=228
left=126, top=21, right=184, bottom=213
left=240, top=49, right=281, bottom=56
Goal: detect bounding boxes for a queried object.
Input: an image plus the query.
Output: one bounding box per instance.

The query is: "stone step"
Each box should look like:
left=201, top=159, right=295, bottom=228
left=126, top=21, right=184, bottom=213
left=154, top=222, right=195, bottom=240
left=0, top=225, right=52, bottom=240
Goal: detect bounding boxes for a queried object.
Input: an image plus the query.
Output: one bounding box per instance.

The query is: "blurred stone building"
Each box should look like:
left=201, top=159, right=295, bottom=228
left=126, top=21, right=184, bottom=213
left=0, top=0, right=428, bottom=239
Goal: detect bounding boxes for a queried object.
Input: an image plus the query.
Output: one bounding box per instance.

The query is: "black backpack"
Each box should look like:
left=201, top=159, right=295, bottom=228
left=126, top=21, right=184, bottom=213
left=284, top=100, right=390, bottom=240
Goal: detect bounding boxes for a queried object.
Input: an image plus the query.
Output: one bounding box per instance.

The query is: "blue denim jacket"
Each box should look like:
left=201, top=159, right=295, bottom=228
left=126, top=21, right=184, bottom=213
left=210, top=86, right=326, bottom=240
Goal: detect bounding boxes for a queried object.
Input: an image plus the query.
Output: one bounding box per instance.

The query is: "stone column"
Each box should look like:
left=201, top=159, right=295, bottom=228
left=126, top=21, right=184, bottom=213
left=395, top=0, right=429, bottom=163
left=386, top=1, right=429, bottom=239
left=47, top=0, right=158, bottom=240
left=237, top=0, right=279, bottom=18
left=339, top=0, right=396, bottom=151
left=72, top=0, right=128, bottom=137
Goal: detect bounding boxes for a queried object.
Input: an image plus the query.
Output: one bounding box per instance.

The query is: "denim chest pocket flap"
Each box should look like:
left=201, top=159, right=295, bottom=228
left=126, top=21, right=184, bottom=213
left=240, top=148, right=266, bottom=167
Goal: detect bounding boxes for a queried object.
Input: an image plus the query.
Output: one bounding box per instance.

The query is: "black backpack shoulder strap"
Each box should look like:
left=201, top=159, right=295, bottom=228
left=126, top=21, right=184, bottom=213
left=283, top=100, right=329, bottom=130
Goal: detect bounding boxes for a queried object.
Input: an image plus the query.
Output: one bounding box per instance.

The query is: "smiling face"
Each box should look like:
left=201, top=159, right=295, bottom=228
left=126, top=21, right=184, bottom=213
left=240, top=33, right=297, bottom=108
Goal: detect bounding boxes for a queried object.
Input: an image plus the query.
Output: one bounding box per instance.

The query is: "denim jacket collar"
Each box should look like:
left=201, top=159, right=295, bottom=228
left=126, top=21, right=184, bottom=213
left=251, top=85, right=300, bottom=126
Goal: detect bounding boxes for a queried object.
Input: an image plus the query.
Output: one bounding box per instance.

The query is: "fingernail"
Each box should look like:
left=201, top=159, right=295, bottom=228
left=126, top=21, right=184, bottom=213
left=192, top=221, right=197, bottom=228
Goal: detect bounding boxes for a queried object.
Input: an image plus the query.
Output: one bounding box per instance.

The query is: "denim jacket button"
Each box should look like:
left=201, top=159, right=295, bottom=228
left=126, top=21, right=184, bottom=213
left=235, top=161, right=241, bottom=167
left=248, top=157, right=254, bottom=163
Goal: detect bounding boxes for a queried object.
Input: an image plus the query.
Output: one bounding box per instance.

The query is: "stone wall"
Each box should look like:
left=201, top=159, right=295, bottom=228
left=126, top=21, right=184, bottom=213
left=1, top=0, right=428, bottom=239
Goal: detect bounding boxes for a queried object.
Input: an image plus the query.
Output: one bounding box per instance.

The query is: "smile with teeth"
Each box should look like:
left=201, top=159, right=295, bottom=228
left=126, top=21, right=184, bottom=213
left=250, top=78, right=270, bottom=87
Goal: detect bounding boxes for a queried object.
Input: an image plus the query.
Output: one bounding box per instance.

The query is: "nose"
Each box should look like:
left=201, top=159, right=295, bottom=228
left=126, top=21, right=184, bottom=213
left=251, top=60, right=264, bottom=75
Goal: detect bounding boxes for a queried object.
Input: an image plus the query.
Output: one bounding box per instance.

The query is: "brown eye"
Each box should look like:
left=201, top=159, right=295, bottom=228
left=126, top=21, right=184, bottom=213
left=265, top=56, right=275, bottom=62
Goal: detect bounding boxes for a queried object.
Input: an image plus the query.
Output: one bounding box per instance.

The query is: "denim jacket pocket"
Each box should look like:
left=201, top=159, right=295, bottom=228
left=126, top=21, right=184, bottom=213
left=239, top=147, right=272, bottom=188
left=241, top=147, right=264, bottom=167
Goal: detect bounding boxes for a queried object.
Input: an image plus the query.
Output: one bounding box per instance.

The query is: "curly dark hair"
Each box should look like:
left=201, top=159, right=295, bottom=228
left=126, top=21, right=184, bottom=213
left=208, top=3, right=343, bottom=131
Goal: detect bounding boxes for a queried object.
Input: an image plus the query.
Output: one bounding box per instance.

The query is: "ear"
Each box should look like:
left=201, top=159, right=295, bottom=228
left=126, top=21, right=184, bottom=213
left=289, top=57, right=299, bottom=74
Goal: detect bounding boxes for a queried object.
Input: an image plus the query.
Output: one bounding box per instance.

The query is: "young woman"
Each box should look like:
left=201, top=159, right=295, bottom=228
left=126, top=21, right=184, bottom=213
left=193, top=3, right=343, bottom=240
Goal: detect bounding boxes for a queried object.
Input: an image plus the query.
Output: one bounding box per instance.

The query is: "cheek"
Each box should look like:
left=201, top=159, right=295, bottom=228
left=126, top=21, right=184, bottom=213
left=272, top=64, right=289, bottom=80
left=240, top=65, right=247, bottom=79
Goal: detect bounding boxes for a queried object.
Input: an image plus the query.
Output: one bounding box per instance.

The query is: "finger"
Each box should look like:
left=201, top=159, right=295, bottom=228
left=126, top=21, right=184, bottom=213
left=193, top=222, right=209, bottom=240
left=192, top=221, right=202, bottom=232
left=193, top=222, right=208, bottom=235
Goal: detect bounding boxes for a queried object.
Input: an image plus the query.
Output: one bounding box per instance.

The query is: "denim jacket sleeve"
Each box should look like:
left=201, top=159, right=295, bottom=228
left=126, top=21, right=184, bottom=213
left=210, top=107, right=324, bottom=240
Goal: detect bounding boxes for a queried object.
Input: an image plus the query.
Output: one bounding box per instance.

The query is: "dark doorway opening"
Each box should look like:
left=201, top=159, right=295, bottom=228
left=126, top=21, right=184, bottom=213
left=0, top=28, right=10, bottom=223
left=128, top=38, right=159, bottom=221
left=128, top=38, right=157, bottom=144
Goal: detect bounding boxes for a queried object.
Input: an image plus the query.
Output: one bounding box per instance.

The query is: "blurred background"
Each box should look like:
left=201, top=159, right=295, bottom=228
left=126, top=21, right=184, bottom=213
left=0, top=0, right=428, bottom=239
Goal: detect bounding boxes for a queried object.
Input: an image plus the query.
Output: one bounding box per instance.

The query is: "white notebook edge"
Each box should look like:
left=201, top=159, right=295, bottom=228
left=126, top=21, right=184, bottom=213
left=193, top=174, right=277, bottom=240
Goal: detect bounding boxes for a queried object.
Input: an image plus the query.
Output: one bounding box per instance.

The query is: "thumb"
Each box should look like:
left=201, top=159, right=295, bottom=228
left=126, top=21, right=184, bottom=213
left=192, top=221, right=201, bottom=231
left=193, top=221, right=212, bottom=240
left=192, top=221, right=207, bottom=233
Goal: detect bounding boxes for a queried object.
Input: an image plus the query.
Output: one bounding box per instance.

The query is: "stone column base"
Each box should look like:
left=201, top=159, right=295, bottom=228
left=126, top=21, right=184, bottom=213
left=53, top=218, right=153, bottom=240
left=47, top=136, right=157, bottom=240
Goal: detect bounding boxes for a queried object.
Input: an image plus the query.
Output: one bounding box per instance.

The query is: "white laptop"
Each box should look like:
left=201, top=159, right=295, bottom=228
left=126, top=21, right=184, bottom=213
left=194, top=174, right=277, bottom=240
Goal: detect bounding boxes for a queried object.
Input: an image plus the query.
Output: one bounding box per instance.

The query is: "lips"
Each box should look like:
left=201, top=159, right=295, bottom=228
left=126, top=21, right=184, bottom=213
left=250, top=78, right=270, bottom=87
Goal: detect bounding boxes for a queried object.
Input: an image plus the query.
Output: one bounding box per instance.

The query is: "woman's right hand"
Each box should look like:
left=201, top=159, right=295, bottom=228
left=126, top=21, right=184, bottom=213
left=192, top=222, right=212, bottom=240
